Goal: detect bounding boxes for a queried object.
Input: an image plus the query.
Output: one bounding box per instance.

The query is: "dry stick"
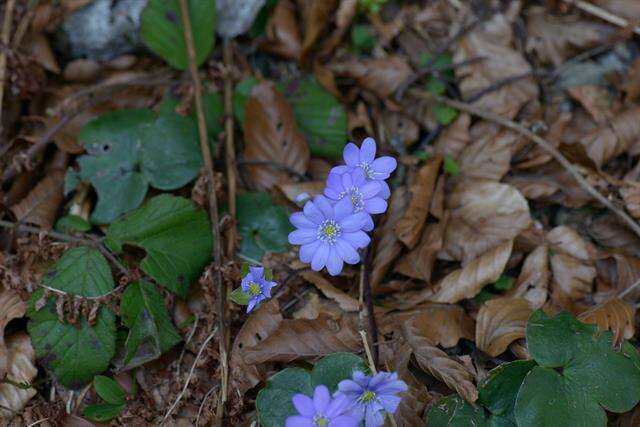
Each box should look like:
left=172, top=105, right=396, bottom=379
left=0, top=0, right=16, bottom=135
left=618, top=277, right=640, bottom=300
left=409, top=89, right=640, bottom=240
left=223, top=40, right=237, bottom=257
left=562, top=0, right=640, bottom=36
left=177, top=1, right=228, bottom=424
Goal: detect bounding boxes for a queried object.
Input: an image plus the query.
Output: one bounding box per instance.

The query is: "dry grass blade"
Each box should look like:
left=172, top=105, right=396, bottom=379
left=475, top=297, right=532, bottom=357
left=243, top=314, right=360, bottom=364
left=10, top=169, right=65, bottom=230
left=578, top=298, right=635, bottom=345
left=403, top=321, right=477, bottom=402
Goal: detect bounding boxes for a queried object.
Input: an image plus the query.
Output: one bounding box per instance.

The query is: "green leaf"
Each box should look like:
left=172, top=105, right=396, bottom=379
left=310, top=352, right=367, bottom=393
left=514, top=310, right=640, bottom=426
left=201, top=90, right=224, bottom=140
left=256, top=368, right=313, bottom=427
left=233, top=76, right=259, bottom=126
left=426, top=77, right=447, bottom=96
left=106, top=195, right=212, bottom=296
left=434, top=104, right=458, bottom=125
left=478, top=360, right=536, bottom=420
left=493, top=275, right=514, bottom=292
left=425, top=395, right=488, bottom=427
left=284, top=78, right=348, bottom=159
left=119, top=281, right=181, bottom=369
left=93, top=376, right=126, bottom=405
left=55, top=215, right=91, bottom=233
left=27, top=247, right=116, bottom=388
left=75, top=109, right=203, bottom=224
left=140, top=0, right=216, bottom=70
left=83, top=403, right=126, bottom=422
left=237, top=192, right=292, bottom=261
left=443, top=155, right=460, bottom=176
left=240, top=263, right=250, bottom=277
left=351, top=24, right=375, bottom=52
left=230, top=287, right=250, bottom=306
left=249, top=0, right=278, bottom=37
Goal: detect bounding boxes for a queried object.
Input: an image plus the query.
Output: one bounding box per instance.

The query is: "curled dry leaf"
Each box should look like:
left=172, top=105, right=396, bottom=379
left=300, top=271, right=359, bottom=312
left=432, top=113, right=470, bottom=160
left=395, top=213, right=448, bottom=283
left=403, top=321, right=477, bottom=403
left=578, top=298, right=635, bottom=345
left=568, top=85, right=616, bottom=125
left=0, top=288, right=27, bottom=379
left=318, top=0, right=358, bottom=58
left=547, top=226, right=596, bottom=301
left=264, top=0, right=302, bottom=61
left=395, top=155, right=442, bottom=249
left=581, top=107, right=640, bottom=168
left=587, top=214, right=640, bottom=257
left=24, top=33, right=60, bottom=74
left=0, top=333, right=37, bottom=419
left=297, top=0, right=337, bottom=58
left=329, top=56, right=413, bottom=98
left=293, top=292, right=344, bottom=320
left=475, top=297, right=532, bottom=357
left=620, top=183, right=640, bottom=220
left=389, top=343, right=431, bottom=427
left=10, top=169, right=65, bottom=230
left=454, top=13, right=538, bottom=119
left=430, top=240, right=514, bottom=304
left=243, top=81, right=310, bottom=190
left=507, top=245, right=549, bottom=309
left=231, top=299, right=283, bottom=393
left=243, top=314, right=359, bottom=364
left=609, top=253, right=640, bottom=298
left=442, top=181, right=531, bottom=264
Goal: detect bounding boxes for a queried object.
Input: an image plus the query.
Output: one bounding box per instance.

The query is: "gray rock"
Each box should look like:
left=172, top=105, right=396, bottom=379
left=216, top=0, right=266, bottom=38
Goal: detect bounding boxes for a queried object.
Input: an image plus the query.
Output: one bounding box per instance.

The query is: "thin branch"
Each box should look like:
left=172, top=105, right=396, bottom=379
left=196, top=384, right=220, bottom=426
left=562, top=0, right=640, bottom=36
left=409, top=89, right=640, bottom=239
left=223, top=40, right=238, bottom=257
left=618, top=277, right=640, bottom=299
left=177, top=1, right=228, bottom=424
left=0, top=0, right=15, bottom=136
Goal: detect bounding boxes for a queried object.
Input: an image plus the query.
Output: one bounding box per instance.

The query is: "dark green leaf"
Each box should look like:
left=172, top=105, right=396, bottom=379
left=140, top=0, right=216, bottom=70
left=425, top=395, right=487, bottom=427
left=83, top=403, right=126, bottom=422
left=426, top=77, right=447, bottom=96
left=249, top=0, right=278, bottom=37
left=237, top=192, right=291, bottom=261
left=93, top=376, right=126, bottom=405
left=351, top=24, right=375, bottom=52
left=201, top=91, right=224, bottom=140
left=55, top=215, right=91, bottom=233
left=230, top=287, right=250, bottom=306
left=493, top=275, right=514, bottom=292
left=478, top=360, right=536, bottom=419
left=233, top=76, right=259, bottom=126
left=240, top=263, right=250, bottom=277
left=435, top=105, right=458, bottom=125
left=106, top=195, right=212, bottom=296
left=256, top=368, right=313, bottom=427
left=443, top=154, right=460, bottom=176
left=311, top=352, right=367, bottom=393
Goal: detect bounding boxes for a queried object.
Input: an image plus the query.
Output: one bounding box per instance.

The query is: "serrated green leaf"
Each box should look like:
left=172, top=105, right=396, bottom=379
left=425, top=395, right=488, bottom=427
left=140, top=0, right=216, bottom=70
left=83, top=402, right=126, bottom=422
left=233, top=76, right=259, bottom=126
left=257, top=368, right=313, bottom=427
left=237, top=192, right=292, bottom=261
left=230, top=287, right=250, bottom=306
left=93, top=376, right=126, bottom=405
left=106, top=195, right=212, bottom=296
left=55, top=214, right=91, bottom=233
left=119, top=281, right=181, bottom=369
left=310, top=352, right=367, bottom=393
left=284, top=78, right=347, bottom=159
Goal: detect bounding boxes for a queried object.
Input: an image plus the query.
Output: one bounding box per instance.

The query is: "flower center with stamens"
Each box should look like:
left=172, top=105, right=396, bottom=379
left=314, top=415, right=329, bottom=427
left=317, top=219, right=342, bottom=244
left=338, top=186, right=364, bottom=212
left=248, top=282, right=261, bottom=296
left=360, top=390, right=376, bottom=403
left=358, top=162, right=374, bottom=179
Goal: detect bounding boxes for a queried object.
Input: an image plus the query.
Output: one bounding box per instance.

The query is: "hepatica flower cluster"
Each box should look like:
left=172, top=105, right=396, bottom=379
left=288, top=138, right=396, bottom=275
left=231, top=265, right=278, bottom=313
left=286, top=370, right=408, bottom=427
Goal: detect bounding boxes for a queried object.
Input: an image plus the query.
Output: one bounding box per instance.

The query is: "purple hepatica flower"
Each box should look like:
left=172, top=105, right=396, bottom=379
left=324, top=168, right=387, bottom=232
left=286, top=385, right=361, bottom=427
left=240, top=266, right=277, bottom=313
left=336, top=371, right=408, bottom=427
left=331, top=137, right=397, bottom=199
left=288, top=195, right=370, bottom=276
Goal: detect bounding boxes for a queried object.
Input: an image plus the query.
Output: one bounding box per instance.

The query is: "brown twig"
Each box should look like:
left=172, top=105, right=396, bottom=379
left=465, top=71, right=536, bottom=103
left=409, top=89, right=640, bottom=239
left=562, top=0, right=640, bottom=36
left=178, top=1, right=228, bottom=424
left=358, top=248, right=379, bottom=366
left=0, top=0, right=16, bottom=136
left=223, top=40, right=238, bottom=258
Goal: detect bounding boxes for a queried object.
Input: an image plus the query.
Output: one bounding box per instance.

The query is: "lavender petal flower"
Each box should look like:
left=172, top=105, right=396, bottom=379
left=240, top=266, right=277, bottom=313
left=285, top=385, right=361, bottom=427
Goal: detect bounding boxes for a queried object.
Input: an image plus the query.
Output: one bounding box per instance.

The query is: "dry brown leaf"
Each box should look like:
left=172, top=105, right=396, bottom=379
left=243, top=81, right=310, bottom=190
left=278, top=181, right=325, bottom=204
left=621, top=183, right=640, bottom=220
left=243, top=314, right=359, bottom=364
left=525, top=6, right=612, bottom=66
left=230, top=299, right=283, bottom=393
left=371, top=186, right=410, bottom=293
left=383, top=111, right=419, bottom=147
left=507, top=245, right=549, bottom=308
left=442, top=181, right=531, bottom=264
left=568, top=85, right=616, bottom=124
left=24, top=33, right=60, bottom=74
left=0, top=288, right=26, bottom=379
left=581, top=107, right=640, bottom=168
left=587, top=214, right=640, bottom=257
left=547, top=226, right=596, bottom=302
left=264, top=0, right=303, bottom=61
left=593, top=0, right=640, bottom=21
left=578, top=298, right=635, bottom=345
left=432, top=113, right=470, bottom=160
left=330, top=56, right=413, bottom=98
left=300, top=271, right=359, bottom=312
left=298, top=0, right=337, bottom=58
left=454, top=13, right=538, bottom=119
left=11, top=169, right=65, bottom=230
left=388, top=343, right=431, bottom=427
left=390, top=302, right=474, bottom=348
left=0, top=333, right=37, bottom=419
left=293, top=292, right=345, bottom=320
left=395, top=155, right=442, bottom=249
left=63, top=59, right=102, bottom=82
left=395, top=213, right=448, bottom=283
left=608, top=253, right=640, bottom=298
left=431, top=240, right=513, bottom=304
left=318, top=0, right=358, bottom=58
left=476, top=297, right=532, bottom=357
left=403, top=321, right=477, bottom=402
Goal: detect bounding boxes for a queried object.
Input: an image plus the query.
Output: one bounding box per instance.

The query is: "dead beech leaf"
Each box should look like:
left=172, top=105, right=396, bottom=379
left=578, top=298, right=635, bottom=345
left=278, top=181, right=325, bottom=204
left=395, top=213, right=448, bottom=283
left=389, top=343, right=431, bottom=427
left=454, top=13, right=538, bottom=119
left=587, top=214, right=640, bottom=257
left=507, top=245, right=549, bottom=309
left=0, top=333, right=37, bottom=418
left=620, top=183, right=640, bottom=220
left=431, top=240, right=513, bottom=304
left=395, top=155, right=442, bottom=249
left=403, top=321, right=477, bottom=402
left=318, top=0, right=358, bottom=58
left=525, top=6, right=612, bottom=66
left=0, top=288, right=27, bottom=379
left=24, top=33, right=60, bottom=73
left=243, top=314, right=359, bottom=364
left=300, top=271, right=359, bottom=312
left=609, top=253, right=640, bottom=298
left=243, top=81, right=310, bottom=190
left=230, top=299, right=283, bottom=393
left=476, top=297, right=532, bottom=357
left=581, top=107, right=640, bottom=168
left=297, top=0, right=337, bottom=58
left=442, top=181, right=531, bottom=264
left=547, top=226, right=595, bottom=301
left=371, top=186, right=410, bottom=293
left=11, top=169, right=65, bottom=230
left=264, top=0, right=302, bottom=61
left=330, top=56, right=413, bottom=98
left=432, top=113, right=470, bottom=160
left=568, top=85, right=616, bottom=124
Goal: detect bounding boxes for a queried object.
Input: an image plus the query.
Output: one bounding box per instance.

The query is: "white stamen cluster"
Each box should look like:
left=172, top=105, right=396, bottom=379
left=317, top=219, right=342, bottom=244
